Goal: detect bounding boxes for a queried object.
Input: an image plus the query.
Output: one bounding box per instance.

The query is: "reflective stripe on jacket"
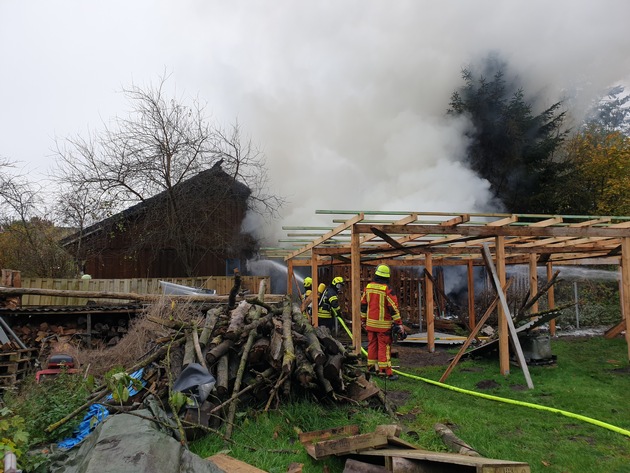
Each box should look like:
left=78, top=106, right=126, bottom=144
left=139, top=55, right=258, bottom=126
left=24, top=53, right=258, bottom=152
left=360, top=282, right=401, bottom=332
left=318, top=287, right=340, bottom=319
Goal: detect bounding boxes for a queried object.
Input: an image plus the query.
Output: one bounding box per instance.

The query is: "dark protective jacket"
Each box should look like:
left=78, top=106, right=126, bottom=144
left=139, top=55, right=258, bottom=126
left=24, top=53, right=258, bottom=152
left=318, top=285, right=341, bottom=320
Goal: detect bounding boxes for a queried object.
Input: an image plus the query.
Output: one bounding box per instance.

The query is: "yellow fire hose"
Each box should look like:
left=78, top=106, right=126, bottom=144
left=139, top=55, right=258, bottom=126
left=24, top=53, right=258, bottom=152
left=335, top=316, right=630, bottom=438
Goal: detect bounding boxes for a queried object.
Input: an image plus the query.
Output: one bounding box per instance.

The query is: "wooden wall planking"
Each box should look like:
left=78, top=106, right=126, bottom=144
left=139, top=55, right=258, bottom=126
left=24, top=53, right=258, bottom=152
left=18, top=276, right=270, bottom=306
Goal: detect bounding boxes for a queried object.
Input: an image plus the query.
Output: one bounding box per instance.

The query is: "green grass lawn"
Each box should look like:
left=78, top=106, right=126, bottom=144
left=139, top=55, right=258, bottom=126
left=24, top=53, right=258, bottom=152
left=190, top=336, right=630, bottom=473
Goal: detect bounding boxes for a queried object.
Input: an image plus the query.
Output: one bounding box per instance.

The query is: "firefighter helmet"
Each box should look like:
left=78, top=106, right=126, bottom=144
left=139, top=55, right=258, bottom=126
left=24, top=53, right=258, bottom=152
left=332, top=276, right=344, bottom=286
left=303, top=277, right=312, bottom=289
left=375, top=264, right=390, bottom=278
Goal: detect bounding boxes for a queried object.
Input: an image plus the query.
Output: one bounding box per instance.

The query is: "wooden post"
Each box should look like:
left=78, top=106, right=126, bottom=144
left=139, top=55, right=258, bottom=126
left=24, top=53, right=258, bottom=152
left=467, top=260, right=475, bottom=330
left=311, top=249, right=319, bottom=327
left=0, top=269, right=22, bottom=310
left=494, top=237, right=509, bottom=376
left=424, top=254, right=435, bottom=353
left=351, top=227, right=362, bottom=355
left=482, top=243, right=534, bottom=389
left=621, top=238, right=630, bottom=361
left=529, top=254, right=539, bottom=314
left=287, top=259, right=294, bottom=297
left=547, top=262, right=556, bottom=336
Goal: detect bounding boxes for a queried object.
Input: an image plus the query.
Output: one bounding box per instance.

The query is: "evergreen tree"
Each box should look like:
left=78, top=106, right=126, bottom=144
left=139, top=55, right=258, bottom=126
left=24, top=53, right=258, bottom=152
left=448, top=56, right=569, bottom=213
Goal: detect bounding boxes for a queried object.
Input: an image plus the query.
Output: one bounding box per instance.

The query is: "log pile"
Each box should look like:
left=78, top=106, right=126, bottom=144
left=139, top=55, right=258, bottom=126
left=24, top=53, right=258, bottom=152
left=147, top=294, right=378, bottom=439
left=45, top=278, right=389, bottom=442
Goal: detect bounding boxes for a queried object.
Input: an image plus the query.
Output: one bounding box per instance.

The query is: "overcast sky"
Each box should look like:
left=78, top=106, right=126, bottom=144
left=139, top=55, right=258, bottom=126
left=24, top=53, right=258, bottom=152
left=1, top=1, right=630, bottom=245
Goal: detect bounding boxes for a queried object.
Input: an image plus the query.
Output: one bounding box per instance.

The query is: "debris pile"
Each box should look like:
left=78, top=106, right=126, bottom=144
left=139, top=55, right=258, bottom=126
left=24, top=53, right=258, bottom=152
left=44, top=277, right=388, bottom=444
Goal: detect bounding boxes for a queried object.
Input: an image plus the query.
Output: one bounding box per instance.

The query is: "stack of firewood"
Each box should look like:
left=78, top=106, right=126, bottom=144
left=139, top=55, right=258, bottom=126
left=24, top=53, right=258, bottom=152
left=127, top=278, right=388, bottom=441
left=142, top=295, right=380, bottom=439
left=42, top=277, right=390, bottom=442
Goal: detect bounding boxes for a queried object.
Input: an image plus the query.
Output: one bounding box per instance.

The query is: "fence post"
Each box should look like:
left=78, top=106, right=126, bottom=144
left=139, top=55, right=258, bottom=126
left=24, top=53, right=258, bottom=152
left=573, top=281, right=580, bottom=329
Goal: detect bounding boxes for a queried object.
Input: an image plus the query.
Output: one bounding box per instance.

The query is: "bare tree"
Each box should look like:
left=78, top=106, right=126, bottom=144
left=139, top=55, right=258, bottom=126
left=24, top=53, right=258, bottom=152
left=53, top=75, right=283, bottom=276
left=0, top=159, right=74, bottom=277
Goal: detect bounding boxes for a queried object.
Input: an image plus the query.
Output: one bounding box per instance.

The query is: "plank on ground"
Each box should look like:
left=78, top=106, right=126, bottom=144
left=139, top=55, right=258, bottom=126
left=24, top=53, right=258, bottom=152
left=313, top=432, right=389, bottom=459
left=359, top=448, right=530, bottom=473
left=206, top=453, right=266, bottom=472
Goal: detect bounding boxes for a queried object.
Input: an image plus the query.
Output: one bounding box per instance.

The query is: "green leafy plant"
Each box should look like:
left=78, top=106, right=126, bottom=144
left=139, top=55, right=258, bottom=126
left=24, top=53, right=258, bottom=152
left=168, top=391, right=194, bottom=413
left=104, top=367, right=143, bottom=405
left=4, top=371, right=90, bottom=445
left=0, top=407, right=29, bottom=459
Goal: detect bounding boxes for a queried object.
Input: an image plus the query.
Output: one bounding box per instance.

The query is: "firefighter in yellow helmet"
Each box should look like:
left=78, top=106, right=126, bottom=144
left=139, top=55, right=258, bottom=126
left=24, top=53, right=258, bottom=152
left=300, top=277, right=313, bottom=320
left=302, top=277, right=313, bottom=299
left=360, top=265, right=402, bottom=380
left=317, top=276, right=345, bottom=332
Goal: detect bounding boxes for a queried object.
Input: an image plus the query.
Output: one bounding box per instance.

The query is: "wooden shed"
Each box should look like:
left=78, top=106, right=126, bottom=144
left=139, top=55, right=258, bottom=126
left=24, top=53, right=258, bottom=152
left=61, top=164, right=257, bottom=279
left=270, top=210, right=630, bottom=372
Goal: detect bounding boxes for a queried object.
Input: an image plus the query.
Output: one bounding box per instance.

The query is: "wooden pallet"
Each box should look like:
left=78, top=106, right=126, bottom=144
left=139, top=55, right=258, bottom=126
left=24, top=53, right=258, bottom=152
left=0, top=359, right=32, bottom=375
left=0, top=348, right=39, bottom=363
left=0, top=371, right=28, bottom=388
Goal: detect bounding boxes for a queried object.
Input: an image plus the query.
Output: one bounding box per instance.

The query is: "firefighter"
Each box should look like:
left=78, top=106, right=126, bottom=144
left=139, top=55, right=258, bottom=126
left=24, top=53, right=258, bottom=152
left=302, top=277, right=313, bottom=301
left=300, top=277, right=313, bottom=319
left=317, top=276, right=345, bottom=332
left=360, top=264, right=403, bottom=380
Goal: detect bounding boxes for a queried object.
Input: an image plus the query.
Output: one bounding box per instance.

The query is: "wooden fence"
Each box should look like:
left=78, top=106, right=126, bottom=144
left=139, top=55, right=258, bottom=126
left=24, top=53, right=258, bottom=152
left=18, top=276, right=271, bottom=306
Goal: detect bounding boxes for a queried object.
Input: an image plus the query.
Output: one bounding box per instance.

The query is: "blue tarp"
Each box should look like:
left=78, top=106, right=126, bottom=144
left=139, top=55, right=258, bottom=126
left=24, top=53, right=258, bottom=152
left=57, top=369, right=146, bottom=450
left=57, top=404, right=109, bottom=450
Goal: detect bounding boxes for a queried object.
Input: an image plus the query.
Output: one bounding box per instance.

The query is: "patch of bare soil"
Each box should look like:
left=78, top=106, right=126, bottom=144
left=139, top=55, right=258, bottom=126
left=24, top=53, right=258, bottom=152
left=393, top=343, right=453, bottom=369
left=475, top=379, right=501, bottom=389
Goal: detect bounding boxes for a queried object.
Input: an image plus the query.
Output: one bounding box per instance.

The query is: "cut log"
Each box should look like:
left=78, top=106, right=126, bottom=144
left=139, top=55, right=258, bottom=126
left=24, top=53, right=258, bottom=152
left=199, top=307, right=223, bottom=347
left=294, top=346, right=316, bottom=387
left=206, top=339, right=233, bottom=365
left=0, top=286, right=284, bottom=303
left=434, top=423, right=480, bottom=457
left=182, top=330, right=195, bottom=367
left=215, top=354, right=229, bottom=399
left=225, top=300, right=252, bottom=340
left=291, top=305, right=326, bottom=365
left=323, top=353, right=344, bottom=389
left=344, top=459, right=387, bottom=473
left=281, top=302, right=296, bottom=374
left=247, top=337, right=269, bottom=365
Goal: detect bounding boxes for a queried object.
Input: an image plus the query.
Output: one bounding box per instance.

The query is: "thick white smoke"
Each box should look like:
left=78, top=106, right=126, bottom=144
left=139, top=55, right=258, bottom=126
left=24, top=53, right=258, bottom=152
left=2, top=1, right=630, bottom=248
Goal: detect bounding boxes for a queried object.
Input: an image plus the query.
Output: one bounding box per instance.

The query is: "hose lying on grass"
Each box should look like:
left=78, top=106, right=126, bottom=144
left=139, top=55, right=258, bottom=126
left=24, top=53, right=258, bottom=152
left=335, top=316, right=630, bottom=438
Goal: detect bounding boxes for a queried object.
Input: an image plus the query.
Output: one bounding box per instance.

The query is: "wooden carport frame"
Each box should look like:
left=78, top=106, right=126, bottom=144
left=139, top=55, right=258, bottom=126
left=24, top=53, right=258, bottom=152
left=268, top=211, right=630, bottom=375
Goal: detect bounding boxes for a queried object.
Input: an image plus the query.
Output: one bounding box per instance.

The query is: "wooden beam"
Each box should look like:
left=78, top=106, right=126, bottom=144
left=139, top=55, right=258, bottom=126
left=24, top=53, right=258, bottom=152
left=284, top=213, right=365, bottom=260
left=529, top=254, right=539, bottom=313
left=351, top=227, right=362, bottom=355
left=482, top=243, right=534, bottom=389
left=621, top=237, right=630, bottom=361
left=0, top=286, right=285, bottom=303
left=547, top=262, right=556, bottom=336
left=287, top=259, right=295, bottom=296
left=604, top=319, right=626, bottom=339
left=495, top=236, right=509, bottom=375
left=354, top=223, right=630, bottom=239
left=424, top=254, right=434, bottom=353
left=467, top=260, right=475, bottom=330
left=311, top=249, right=320, bottom=327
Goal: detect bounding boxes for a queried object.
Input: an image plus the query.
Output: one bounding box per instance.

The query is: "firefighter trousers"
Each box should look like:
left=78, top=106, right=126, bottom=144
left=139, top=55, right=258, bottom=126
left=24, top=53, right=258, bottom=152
left=367, top=330, right=393, bottom=376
